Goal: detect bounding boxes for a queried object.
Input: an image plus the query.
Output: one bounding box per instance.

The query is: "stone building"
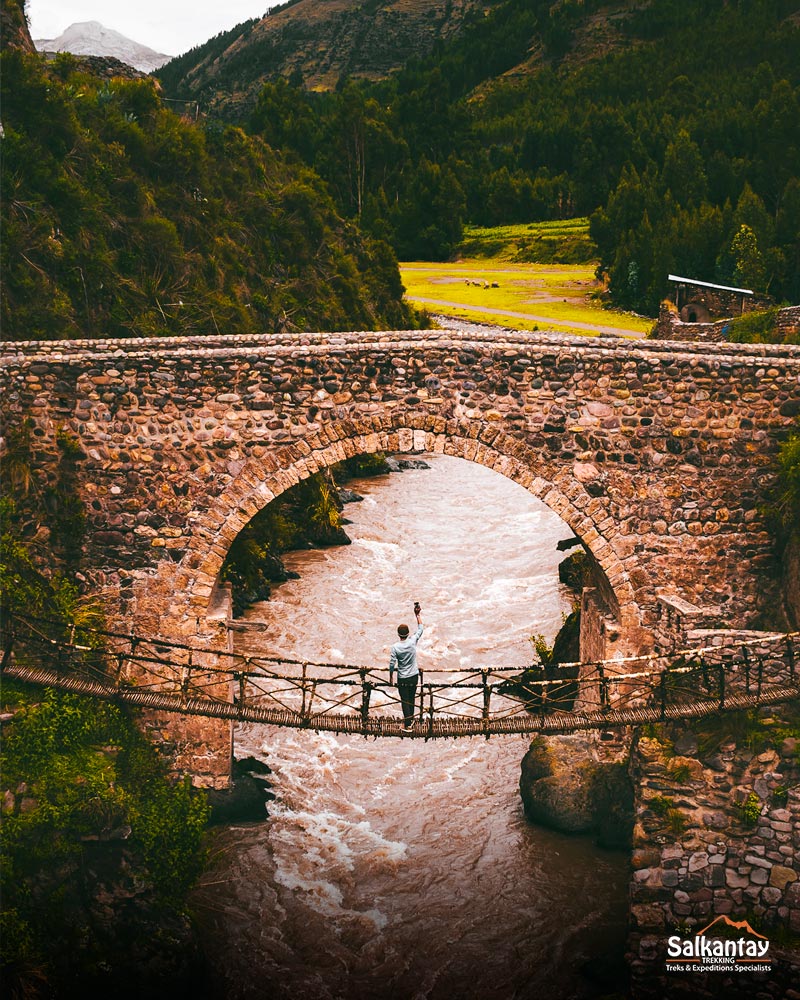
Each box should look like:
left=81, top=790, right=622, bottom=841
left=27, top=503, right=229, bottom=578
left=668, top=274, right=771, bottom=323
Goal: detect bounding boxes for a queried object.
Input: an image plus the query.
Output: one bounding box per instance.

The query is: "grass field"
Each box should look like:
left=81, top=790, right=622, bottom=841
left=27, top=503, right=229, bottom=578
left=456, top=218, right=597, bottom=264
left=400, top=259, right=652, bottom=339
left=401, top=219, right=652, bottom=339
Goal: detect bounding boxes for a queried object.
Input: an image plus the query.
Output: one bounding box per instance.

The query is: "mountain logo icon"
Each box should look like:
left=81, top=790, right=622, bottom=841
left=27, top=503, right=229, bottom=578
left=693, top=915, right=768, bottom=940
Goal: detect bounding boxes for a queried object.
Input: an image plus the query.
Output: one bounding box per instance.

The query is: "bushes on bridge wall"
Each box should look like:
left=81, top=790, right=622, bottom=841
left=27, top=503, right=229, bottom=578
left=777, top=421, right=800, bottom=628
left=727, top=306, right=791, bottom=345
left=777, top=421, right=800, bottom=528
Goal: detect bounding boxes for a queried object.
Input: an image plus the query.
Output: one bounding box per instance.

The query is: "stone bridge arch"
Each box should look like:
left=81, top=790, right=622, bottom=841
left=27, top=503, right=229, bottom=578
left=171, top=413, right=643, bottom=656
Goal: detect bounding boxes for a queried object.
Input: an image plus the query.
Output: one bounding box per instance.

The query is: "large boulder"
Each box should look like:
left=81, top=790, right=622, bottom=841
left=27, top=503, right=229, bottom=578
left=519, top=734, right=634, bottom=849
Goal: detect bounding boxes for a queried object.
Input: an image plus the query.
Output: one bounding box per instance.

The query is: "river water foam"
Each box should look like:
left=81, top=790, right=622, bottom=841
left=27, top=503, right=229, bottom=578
left=192, top=455, right=629, bottom=999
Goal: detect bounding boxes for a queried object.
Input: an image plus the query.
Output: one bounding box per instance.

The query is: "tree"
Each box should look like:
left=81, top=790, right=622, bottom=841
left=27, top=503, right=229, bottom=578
left=392, top=157, right=465, bottom=260
left=730, top=224, right=766, bottom=291
left=662, top=129, right=707, bottom=207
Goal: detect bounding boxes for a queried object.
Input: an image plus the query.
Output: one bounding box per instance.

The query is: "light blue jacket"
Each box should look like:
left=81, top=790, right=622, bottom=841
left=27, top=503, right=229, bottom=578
left=389, top=623, right=424, bottom=681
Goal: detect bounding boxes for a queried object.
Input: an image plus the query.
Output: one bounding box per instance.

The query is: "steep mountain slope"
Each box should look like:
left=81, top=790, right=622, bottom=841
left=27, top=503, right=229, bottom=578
left=34, top=20, right=173, bottom=73
left=157, top=0, right=663, bottom=118
left=157, top=0, right=482, bottom=116
left=170, top=0, right=797, bottom=312
left=1, top=0, right=416, bottom=341
left=0, top=0, right=35, bottom=53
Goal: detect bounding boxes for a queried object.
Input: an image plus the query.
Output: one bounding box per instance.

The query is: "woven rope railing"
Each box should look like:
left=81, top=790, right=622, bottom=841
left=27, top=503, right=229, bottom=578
left=2, top=615, right=798, bottom=739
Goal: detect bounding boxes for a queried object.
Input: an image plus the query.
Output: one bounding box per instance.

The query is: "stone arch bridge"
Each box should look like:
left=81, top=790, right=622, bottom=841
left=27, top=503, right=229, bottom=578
left=2, top=329, right=798, bottom=785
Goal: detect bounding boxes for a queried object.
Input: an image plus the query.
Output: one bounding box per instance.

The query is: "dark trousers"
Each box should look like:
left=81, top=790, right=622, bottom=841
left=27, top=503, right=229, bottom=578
left=397, top=676, right=418, bottom=726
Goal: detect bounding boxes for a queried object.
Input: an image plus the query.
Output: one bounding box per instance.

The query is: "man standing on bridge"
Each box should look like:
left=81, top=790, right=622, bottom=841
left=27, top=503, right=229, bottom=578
left=389, top=602, right=423, bottom=734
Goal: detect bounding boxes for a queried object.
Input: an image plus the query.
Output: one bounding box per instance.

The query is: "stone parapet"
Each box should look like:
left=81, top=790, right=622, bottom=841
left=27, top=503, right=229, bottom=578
left=654, top=592, right=726, bottom=647
left=2, top=330, right=798, bottom=631
left=3, top=326, right=800, bottom=360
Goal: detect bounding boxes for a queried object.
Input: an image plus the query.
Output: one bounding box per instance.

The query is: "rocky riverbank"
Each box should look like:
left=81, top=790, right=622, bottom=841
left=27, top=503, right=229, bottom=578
left=519, top=732, right=634, bottom=849
left=515, top=538, right=637, bottom=848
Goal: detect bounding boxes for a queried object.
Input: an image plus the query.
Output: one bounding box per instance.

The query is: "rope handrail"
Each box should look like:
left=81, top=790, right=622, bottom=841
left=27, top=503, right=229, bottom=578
left=5, top=614, right=797, bottom=693
left=2, top=660, right=798, bottom=739
left=6, top=618, right=795, bottom=693
left=3, top=613, right=798, bottom=739
left=8, top=612, right=799, bottom=679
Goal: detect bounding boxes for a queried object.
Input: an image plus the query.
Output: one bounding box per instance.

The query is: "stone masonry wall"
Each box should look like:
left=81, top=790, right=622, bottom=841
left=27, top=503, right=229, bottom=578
left=628, top=720, right=800, bottom=999
left=652, top=304, right=800, bottom=344
left=673, top=283, right=774, bottom=320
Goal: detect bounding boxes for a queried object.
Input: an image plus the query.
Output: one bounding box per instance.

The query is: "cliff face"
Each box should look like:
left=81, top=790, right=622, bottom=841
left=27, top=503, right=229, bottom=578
left=1, top=0, right=35, bottom=54
left=158, top=0, right=482, bottom=116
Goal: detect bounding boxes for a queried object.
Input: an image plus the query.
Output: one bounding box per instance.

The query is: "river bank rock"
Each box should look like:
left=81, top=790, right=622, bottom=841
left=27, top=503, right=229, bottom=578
left=558, top=549, right=589, bottom=591
left=229, top=453, right=431, bottom=615
left=550, top=608, right=581, bottom=665
left=519, top=733, right=634, bottom=849
left=206, top=757, right=274, bottom=825
left=383, top=456, right=432, bottom=472
left=338, top=487, right=364, bottom=504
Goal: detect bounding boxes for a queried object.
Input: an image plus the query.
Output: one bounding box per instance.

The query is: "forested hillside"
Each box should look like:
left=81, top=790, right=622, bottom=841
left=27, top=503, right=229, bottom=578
left=0, top=3, right=416, bottom=342
left=161, top=0, right=800, bottom=314
left=156, top=0, right=482, bottom=111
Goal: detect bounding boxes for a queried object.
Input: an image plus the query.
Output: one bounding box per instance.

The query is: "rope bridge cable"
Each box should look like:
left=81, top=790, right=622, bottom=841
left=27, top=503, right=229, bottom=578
left=2, top=661, right=798, bottom=738
left=12, top=613, right=799, bottom=678
left=2, top=614, right=798, bottom=738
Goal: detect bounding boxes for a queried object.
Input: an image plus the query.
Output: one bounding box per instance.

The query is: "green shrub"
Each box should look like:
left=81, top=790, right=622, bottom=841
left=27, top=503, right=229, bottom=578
left=530, top=632, right=554, bottom=667
left=727, top=307, right=780, bottom=344
left=776, top=423, right=800, bottom=529
left=648, top=794, right=686, bottom=835
left=0, top=511, right=210, bottom=984
left=1, top=690, right=209, bottom=893
left=772, top=785, right=789, bottom=807
left=648, top=794, right=674, bottom=816
left=667, top=760, right=692, bottom=783
left=221, top=470, right=348, bottom=612
left=736, top=791, right=763, bottom=827
left=667, top=808, right=687, bottom=837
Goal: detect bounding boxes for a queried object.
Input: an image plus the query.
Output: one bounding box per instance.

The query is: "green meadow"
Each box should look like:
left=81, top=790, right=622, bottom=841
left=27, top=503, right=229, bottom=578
left=401, top=221, right=652, bottom=338
left=457, top=219, right=598, bottom=265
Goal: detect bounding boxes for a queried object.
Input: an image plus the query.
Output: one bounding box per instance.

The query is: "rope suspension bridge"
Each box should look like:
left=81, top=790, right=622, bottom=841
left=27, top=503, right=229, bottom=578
left=2, top=615, right=799, bottom=739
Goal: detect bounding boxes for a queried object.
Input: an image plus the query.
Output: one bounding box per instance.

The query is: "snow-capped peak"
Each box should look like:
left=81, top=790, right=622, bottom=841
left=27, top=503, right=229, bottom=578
left=34, top=21, right=173, bottom=73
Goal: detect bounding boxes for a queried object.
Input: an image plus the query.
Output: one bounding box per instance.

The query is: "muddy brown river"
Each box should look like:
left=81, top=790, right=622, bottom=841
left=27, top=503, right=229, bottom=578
left=191, top=455, right=629, bottom=999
